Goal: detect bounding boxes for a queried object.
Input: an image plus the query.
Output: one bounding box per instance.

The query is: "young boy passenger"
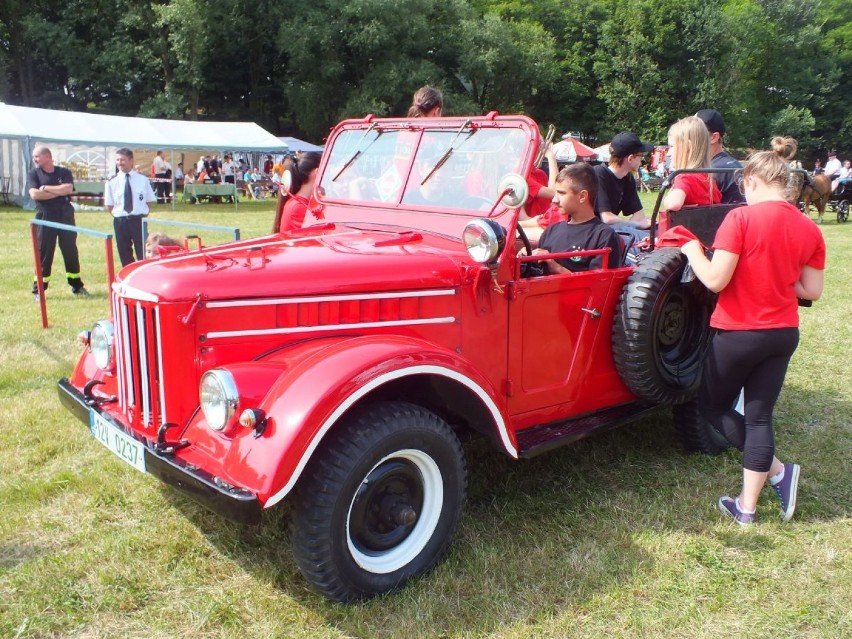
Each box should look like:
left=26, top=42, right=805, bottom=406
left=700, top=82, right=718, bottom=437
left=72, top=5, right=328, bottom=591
left=530, top=163, right=622, bottom=273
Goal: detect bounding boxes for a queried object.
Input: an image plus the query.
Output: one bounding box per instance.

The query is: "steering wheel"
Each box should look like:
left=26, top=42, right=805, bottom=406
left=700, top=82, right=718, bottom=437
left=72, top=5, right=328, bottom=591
left=516, top=222, right=532, bottom=256
left=516, top=222, right=547, bottom=278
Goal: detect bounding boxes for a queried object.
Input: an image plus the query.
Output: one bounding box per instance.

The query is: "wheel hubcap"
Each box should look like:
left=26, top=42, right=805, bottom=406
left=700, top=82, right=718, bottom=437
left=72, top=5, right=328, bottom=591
left=350, top=459, right=423, bottom=552
left=655, top=286, right=707, bottom=379
left=345, top=448, right=444, bottom=574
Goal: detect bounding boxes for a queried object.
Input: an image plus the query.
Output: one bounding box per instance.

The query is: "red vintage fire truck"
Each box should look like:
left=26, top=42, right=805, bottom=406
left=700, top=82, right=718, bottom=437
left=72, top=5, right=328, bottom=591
left=59, top=113, right=726, bottom=602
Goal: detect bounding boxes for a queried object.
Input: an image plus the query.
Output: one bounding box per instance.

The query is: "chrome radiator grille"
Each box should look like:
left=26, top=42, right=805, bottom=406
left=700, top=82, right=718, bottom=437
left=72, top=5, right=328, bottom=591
left=112, top=293, right=164, bottom=430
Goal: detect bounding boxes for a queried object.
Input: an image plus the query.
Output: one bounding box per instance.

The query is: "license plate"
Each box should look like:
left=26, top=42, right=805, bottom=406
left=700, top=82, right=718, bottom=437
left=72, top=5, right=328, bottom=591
left=89, top=410, right=146, bottom=473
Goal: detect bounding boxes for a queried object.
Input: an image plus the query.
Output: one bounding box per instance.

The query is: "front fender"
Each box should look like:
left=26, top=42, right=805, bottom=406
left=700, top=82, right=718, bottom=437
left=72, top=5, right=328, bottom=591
left=216, top=334, right=513, bottom=509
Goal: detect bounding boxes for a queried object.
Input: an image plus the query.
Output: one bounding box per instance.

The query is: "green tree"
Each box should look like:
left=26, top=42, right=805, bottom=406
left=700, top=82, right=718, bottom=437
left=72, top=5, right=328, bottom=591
left=813, top=0, right=851, bottom=156
left=592, top=0, right=687, bottom=142
left=151, top=0, right=210, bottom=119
left=277, top=0, right=471, bottom=140
left=719, top=0, right=834, bottom=151
left=455, top=14, right=560, bottom=116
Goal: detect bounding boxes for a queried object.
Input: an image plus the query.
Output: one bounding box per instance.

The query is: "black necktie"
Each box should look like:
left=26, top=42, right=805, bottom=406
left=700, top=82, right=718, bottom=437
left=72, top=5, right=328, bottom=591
left=124, top=175, right=133, bottom=213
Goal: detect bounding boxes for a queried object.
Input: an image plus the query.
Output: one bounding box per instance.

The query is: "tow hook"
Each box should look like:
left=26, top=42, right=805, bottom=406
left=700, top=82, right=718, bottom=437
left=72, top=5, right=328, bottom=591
left=83, top=379, right=117, bottom=405
left=155, top=422, right=189, bottom=455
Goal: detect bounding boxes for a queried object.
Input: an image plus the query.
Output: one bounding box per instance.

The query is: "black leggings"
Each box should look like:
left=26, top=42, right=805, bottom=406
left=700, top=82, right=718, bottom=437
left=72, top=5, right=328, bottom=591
left=699, top=328, right=799, bottom=472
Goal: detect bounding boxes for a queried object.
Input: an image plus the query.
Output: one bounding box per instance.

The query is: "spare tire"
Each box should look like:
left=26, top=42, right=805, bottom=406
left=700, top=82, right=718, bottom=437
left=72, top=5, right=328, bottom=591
left=613, top=248, right=713, bottom=404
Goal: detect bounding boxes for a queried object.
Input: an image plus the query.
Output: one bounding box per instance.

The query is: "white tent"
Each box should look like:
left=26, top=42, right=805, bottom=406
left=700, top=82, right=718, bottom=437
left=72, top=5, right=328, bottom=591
left=0, top=103, right=288, bottom=207
left=278, top=136, right=324, bottom=153
left=552, top=137, right=597, bottom=163
left=593, top=143, right=611, bottom=163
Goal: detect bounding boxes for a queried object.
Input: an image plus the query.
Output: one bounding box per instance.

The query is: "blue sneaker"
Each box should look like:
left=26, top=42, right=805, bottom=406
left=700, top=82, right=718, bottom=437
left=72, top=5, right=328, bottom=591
left=770, top=463, right=800, bottom=522
left=718, top=496, right=755, bottom=526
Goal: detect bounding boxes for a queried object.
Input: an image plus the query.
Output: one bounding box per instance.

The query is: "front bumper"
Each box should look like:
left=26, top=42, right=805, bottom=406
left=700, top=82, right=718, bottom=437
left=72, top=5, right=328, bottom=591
left=58, top=378, right=262, bottom=525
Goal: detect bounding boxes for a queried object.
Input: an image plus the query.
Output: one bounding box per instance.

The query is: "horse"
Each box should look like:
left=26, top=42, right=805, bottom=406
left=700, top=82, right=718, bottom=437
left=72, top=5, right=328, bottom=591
left=800, top=174, right=832, bottom=224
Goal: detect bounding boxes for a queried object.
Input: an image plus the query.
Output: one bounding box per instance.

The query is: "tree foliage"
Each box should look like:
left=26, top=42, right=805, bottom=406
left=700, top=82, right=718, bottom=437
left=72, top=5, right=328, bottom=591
left=0, top=0, right=847, bottom=156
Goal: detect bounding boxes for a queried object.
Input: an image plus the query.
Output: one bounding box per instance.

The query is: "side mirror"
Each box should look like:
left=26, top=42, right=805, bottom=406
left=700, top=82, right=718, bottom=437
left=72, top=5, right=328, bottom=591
left=281, top=170, right=293, bottom=194
left=497, top=173, right=529, bottom=209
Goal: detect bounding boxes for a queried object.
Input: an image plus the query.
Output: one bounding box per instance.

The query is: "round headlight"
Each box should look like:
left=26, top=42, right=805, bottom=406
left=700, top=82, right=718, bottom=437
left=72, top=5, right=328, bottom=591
left=463, top=219, right=506, bottom=264
left=199, top=370, right=239, bottom=432
left=89, top=320, right=115, bottom=370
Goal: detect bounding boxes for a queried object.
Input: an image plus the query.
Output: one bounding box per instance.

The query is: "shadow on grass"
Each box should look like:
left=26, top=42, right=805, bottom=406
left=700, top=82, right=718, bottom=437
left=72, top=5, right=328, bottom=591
left=160, top=390, right=850, bottom=638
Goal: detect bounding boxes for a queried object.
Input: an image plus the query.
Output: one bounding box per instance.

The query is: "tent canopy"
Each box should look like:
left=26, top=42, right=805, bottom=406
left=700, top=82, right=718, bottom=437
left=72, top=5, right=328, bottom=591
left=278, top=136, right=324, bottom=153
left=593, top=143, right=611, bottom=162
left=0, top=103, right=287, bottom=152
left=553, top=137, right=597, bottom=162
left=0, top=103, right=288, bottom=207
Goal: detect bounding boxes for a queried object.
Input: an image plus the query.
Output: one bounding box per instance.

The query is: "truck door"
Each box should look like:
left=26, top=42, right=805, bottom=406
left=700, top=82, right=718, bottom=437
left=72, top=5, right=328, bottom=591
left=506, top=268, right=616, bottom=416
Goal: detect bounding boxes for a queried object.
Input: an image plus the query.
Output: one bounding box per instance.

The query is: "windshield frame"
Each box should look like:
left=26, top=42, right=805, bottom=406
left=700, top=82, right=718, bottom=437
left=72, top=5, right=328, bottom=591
left=315, top=115, right=539, bottom=220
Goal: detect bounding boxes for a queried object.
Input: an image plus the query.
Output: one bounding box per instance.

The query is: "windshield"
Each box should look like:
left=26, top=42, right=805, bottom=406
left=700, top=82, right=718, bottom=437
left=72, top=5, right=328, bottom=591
left=318, top=124, right=529, bottom=213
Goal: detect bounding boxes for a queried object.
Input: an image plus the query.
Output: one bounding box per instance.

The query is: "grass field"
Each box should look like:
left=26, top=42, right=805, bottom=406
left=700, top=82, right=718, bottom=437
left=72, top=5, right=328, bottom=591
left=0, top=197, right=849, bottom=638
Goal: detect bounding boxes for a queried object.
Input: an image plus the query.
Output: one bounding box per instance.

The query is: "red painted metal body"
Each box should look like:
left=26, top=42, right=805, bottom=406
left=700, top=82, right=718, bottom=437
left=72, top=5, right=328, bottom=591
left=62, top=114, right=641, bottom=520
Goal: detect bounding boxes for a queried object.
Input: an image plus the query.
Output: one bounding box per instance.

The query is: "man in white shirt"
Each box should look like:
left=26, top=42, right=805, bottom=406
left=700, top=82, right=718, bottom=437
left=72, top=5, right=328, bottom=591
left=824, top=150, right=841, bottom=182
left=105, top=148, right=157, bottom=267
left=221, top=154, right=237, bottom=203
left=152, top=149, right=172, bottom=203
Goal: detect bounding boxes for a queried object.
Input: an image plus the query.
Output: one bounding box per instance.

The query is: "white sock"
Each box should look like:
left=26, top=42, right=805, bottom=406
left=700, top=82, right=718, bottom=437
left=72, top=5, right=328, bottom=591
left=735, top=497, right=756, bottom=514
left=768, top=467, right=785, bottom=486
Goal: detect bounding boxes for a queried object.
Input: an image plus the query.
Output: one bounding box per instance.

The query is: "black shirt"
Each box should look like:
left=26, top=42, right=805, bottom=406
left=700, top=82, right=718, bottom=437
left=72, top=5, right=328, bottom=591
left=711, top=150, right=744, bottom=204
left=593, top=164, right=643, bottom=217
left=539, top=217, right=622, bottom=271
left=27, top=165, right=74, bottom=217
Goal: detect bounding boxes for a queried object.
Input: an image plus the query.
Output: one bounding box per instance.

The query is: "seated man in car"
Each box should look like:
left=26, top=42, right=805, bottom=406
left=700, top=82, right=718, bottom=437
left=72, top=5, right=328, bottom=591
left=529, top=163, right=622, bottom=273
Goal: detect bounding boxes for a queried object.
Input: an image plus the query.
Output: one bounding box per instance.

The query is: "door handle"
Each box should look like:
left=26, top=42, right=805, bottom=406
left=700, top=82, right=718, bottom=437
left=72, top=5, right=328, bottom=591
left=581, top=307, right=601, bottom=319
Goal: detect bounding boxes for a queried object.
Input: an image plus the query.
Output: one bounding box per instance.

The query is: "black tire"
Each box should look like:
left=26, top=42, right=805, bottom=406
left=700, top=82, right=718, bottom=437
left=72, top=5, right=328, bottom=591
left=838, top=200, right=849, bottom=223
left=290, top=401, right=467, bottom=602
left=672, top=400, right=730, bottom=455
left=613, top=248, right=714, bottom=405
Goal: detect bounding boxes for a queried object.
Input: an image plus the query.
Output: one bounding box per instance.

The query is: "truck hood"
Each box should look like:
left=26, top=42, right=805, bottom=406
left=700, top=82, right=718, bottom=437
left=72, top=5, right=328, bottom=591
left=116, top=226, right=465, bottom=302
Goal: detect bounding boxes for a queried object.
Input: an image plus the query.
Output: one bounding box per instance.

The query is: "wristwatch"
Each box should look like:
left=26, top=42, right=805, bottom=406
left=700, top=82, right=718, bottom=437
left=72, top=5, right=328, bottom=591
left=40, top=185, right=45, bottom=191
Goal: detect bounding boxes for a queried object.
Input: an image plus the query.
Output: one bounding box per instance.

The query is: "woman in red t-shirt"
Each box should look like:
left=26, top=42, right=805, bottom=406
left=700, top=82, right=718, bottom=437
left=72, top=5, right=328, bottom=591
left=278, top=152, right=323, bottom=233
left=681, top=137, right=825, bottom=526
left=663, top=115, right=722, bottom=211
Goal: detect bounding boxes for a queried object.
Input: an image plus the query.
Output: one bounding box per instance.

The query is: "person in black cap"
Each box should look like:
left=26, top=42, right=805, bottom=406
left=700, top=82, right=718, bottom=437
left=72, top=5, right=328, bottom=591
left=593, top=132, right=655, bottom=250
left=695, top=109, right=744, bottom=204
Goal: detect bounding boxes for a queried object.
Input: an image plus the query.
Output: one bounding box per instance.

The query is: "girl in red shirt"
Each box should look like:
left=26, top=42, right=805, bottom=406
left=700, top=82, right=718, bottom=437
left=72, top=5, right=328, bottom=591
left=663, top=115, right=721, bottom=211
left=278, top=152, right=322, bottom=233
left=681, top=136, right=825, bottom=525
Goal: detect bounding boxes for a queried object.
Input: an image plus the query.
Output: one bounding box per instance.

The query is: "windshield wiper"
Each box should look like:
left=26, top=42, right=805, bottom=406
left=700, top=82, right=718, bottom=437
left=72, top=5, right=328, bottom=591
left=420, top=119, right=475, bottom=186
left=332, top=123, right=381, bottom=182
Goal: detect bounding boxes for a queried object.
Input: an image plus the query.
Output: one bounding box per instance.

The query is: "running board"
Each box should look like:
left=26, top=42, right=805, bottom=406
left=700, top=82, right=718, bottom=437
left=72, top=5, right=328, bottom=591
left=515, top=401, right=661, bottom=458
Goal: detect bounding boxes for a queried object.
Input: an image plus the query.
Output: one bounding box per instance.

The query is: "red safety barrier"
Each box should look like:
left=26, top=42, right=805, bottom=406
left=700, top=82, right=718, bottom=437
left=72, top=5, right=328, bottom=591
left=30, top=219, right=115, bottom=329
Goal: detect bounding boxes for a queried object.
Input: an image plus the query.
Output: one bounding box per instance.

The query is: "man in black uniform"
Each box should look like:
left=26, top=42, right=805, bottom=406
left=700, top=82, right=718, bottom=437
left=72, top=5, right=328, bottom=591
left=27, top=145, right=88, bottom=298
left=695, top=109, right=744, bottom=204
left=533, top=163, right=621, bottom=273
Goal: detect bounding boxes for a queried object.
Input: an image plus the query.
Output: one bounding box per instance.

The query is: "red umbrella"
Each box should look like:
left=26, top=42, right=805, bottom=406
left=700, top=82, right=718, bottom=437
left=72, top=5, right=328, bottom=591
left=552, top=136, right=597, bottom=162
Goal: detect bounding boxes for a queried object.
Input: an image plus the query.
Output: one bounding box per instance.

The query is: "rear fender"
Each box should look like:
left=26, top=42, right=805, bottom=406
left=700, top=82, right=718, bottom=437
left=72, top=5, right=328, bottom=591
left=229, top=335, right=514, bottom=508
